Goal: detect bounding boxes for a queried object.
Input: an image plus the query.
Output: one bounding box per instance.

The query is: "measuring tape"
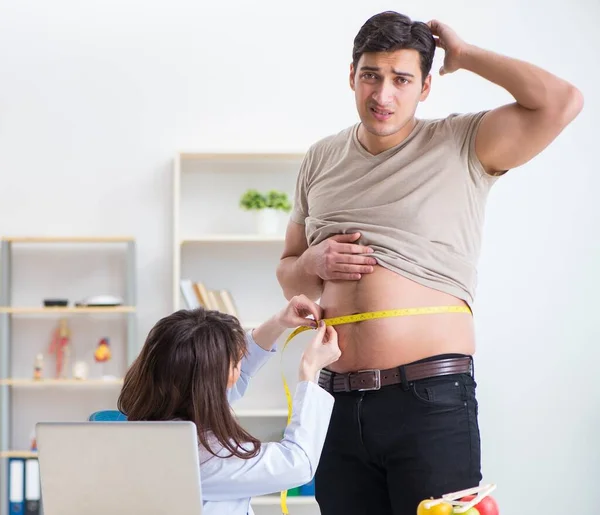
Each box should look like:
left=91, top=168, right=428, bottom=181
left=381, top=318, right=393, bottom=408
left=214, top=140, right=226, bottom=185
left=278, top=304, right=472, bottom=514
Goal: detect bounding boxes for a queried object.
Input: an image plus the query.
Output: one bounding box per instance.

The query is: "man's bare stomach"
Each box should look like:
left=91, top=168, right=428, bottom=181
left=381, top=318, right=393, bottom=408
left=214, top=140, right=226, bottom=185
left=319, top=265, right=475, bottom=373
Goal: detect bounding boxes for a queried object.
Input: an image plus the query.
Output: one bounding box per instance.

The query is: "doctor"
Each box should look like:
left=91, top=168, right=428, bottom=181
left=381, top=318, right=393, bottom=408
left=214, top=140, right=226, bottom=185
left=117, top=294, right=340, bottom=515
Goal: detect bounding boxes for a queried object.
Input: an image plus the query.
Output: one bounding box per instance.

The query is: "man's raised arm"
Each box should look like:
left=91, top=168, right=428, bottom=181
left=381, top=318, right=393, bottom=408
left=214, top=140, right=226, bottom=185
left=428, top=19, right=584, bottom=175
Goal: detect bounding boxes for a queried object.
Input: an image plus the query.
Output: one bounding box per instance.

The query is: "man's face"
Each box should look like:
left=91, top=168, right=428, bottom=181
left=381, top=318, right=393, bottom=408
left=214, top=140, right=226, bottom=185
left=350, top=49, right=431, bottom=139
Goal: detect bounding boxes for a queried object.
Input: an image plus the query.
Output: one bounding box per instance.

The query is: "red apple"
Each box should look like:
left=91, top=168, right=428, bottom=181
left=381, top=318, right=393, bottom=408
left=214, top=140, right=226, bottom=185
left=460, top=495, right=499, bottom=515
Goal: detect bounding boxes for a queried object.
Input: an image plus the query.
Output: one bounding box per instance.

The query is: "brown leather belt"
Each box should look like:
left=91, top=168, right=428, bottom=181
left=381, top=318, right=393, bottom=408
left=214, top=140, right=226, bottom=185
left=317, top=356, right=472, bottom=393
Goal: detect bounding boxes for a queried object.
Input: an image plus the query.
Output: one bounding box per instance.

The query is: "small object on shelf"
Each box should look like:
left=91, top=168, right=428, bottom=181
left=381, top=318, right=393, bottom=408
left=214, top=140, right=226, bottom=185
left=48, top=318, right=71, bottom=379
left=33, top=353, right=44, bottom=380
left=94, top=337, right=113, bottom=380
left=239, top=189, right=267, bottom=211
left=43, top=298, right=69, bottom=307
left=73, top=360, right=89, bottom=380
left=94, top=337, right=112, bottom=363
left=239, top=189, right=292, bottom=235
left=75, top=294, right=124, bottom=307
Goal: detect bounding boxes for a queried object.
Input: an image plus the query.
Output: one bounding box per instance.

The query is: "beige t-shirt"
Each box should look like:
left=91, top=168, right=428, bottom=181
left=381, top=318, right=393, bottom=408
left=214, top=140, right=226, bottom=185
left=291, top=112, right=504, bottom=307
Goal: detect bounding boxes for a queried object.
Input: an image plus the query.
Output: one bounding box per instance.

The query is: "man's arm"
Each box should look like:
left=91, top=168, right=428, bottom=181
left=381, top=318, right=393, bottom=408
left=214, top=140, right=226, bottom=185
left=276, top=222, right=377, bottom=301
left=276, top=221, right=323, bottom=301
left=429, top=20, right=584, bottom=175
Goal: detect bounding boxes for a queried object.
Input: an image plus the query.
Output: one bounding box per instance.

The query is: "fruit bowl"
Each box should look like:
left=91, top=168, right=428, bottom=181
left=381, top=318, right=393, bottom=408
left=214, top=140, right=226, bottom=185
left=417, top=484, right=498, bottom=515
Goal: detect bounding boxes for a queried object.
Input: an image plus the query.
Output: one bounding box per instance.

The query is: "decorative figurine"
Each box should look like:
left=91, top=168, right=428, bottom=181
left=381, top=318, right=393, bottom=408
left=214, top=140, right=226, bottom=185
left=94, top=337, right=112, bottom=378
left=94, top=337, right=112, bottom=363
left=33, top=353, right=44, bottom=380
left=48, top=318, right=71, bottom=379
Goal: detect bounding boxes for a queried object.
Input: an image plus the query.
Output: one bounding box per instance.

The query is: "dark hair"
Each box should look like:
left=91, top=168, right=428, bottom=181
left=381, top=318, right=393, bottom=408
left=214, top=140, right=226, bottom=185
left=352, top=11, right=435, bottom=82
left=117, top=308, right=261, bottom=459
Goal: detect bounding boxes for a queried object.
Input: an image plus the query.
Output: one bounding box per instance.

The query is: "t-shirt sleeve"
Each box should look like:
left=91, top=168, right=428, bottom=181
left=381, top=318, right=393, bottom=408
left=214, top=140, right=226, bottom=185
left=290, top=149, right=313, bottom=225
left=446, top=111, right=505, bottom=182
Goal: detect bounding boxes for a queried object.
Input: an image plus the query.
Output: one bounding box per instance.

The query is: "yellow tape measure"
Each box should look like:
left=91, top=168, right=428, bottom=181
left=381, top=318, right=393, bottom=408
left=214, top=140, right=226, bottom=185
left=278, top=305, right=471, bottom=514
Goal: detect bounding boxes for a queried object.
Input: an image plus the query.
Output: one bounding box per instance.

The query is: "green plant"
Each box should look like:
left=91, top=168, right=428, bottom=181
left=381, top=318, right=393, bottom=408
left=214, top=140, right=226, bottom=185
left=265, top=190, right=292, bottom=213
left=239, top=189, right=292, bottom=212
left=239, top=189, right=266, bottom=211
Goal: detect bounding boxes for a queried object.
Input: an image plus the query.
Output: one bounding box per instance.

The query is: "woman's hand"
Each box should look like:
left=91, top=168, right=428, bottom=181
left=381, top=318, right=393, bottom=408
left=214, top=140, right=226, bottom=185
left=251, top=295, right=324, bottom=351
left=299, top=321, right=341, bottom=382
left=277, top=294, right=324, bottom=329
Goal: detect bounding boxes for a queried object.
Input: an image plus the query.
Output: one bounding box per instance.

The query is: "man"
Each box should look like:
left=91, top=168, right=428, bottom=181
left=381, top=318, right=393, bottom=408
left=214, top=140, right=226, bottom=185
left=276, top=10, right=583, bottom=515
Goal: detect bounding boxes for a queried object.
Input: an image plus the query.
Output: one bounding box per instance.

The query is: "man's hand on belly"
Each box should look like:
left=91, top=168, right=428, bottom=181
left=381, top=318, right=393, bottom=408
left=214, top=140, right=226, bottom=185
left=303, top=232, right=377, bottom=281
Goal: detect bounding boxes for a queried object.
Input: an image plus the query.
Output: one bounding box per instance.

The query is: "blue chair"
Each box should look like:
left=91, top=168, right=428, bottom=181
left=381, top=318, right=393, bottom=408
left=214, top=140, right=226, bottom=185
left=88, top=410, right=128, bottom=422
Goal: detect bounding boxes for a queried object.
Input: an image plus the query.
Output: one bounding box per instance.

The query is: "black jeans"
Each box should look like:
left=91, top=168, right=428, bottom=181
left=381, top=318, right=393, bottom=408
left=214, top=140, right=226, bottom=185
left=314, top=356, right=482, bottom=515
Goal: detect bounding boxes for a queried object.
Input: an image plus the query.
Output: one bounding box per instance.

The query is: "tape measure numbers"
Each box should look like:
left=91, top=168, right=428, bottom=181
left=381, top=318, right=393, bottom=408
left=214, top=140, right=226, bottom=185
left=278, top=304, right=471, bottom=514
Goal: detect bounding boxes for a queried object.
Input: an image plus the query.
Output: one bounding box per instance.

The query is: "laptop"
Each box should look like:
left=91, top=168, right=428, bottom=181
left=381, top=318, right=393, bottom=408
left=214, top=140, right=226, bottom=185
left=36, top=421, right=203, bottom=515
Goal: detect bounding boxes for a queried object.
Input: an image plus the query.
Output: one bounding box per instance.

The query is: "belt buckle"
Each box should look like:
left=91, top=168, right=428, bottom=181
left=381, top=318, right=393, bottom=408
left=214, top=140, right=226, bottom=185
left=356, top=369, right=381, bottom=391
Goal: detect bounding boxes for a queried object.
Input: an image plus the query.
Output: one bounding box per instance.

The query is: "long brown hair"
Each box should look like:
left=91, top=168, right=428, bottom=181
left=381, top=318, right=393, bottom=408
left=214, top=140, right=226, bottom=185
left=117, top=308, right=261, bottom=459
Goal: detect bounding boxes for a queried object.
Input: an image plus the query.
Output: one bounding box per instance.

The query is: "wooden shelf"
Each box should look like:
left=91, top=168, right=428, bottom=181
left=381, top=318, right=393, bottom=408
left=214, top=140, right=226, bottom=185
left=179, top=152, right=304, bottom=161
left=0, top=378, right=123, bottom=387
left=2, top=236, right=133, bottom=243
left=0, top=306, right=136, bottom=314
left=0, top=451, right=37, bottom=459
left=251, top=496, right=316, bottom=506
left=181, top=234, right=285, bottom=244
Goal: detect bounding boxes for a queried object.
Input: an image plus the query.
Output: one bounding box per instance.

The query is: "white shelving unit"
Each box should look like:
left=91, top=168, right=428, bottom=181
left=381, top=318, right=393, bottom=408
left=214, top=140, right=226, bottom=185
left=173, top=151, right=320, bottom=513
left=252, top=496, right=317, bottom=506
left=0, top=236, right=137, bottom=515
left=172, top=151, right=304, bottom=313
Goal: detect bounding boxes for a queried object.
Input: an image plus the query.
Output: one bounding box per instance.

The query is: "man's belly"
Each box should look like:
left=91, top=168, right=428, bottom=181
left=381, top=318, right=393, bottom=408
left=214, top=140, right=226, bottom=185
left=319, top=265, right=475, bottom=373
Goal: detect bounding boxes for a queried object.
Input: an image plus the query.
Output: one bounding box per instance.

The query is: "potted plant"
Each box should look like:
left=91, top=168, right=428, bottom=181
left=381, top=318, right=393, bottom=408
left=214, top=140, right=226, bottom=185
left=239, top=189, right=266, bottom=211
left=239, top=189, right=291, bottom=234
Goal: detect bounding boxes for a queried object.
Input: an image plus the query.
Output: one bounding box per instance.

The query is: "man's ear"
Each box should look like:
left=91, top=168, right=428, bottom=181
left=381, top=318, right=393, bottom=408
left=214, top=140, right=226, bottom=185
left=420, top=73, right=432, bottom=101
left=349, top=63, right=356, bottom=91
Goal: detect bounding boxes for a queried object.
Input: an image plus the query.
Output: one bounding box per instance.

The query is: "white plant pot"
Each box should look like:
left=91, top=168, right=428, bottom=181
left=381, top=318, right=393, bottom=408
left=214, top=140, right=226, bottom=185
left=256, top=208, right=280, bottom=235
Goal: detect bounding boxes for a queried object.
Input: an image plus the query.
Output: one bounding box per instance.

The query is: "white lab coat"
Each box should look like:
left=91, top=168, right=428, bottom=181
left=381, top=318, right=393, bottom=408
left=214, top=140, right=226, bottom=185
left=198, top=331, right=334, bottom=515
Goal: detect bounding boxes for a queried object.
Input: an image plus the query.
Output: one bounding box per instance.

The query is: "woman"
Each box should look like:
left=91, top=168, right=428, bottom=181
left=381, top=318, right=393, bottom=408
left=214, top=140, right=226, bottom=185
left=117, top=294, right=340, bottom=514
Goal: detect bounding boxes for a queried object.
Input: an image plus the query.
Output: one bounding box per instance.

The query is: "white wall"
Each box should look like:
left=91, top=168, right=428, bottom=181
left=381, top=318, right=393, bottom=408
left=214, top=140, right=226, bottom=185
left=0, top=0, right=597, bottom=513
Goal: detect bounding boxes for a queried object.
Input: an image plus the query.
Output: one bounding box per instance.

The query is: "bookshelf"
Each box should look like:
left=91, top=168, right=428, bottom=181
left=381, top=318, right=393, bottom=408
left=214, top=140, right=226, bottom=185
left=172, top=152, right=303, bottom=308
left=0, top=306, right=135, bottom=314
left=173, top=151, right=320, bottom=512
left=0, top=236, right=137, bottom=515
left=252, top=496, right=317, bottom=506
left=0, top=378, right=124, bottom=387
left=181, top=235, right=286, bottom=244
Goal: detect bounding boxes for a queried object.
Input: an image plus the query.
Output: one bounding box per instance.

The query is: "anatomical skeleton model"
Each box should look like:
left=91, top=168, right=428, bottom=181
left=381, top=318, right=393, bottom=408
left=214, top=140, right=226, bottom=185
left=48, top=318, right=71, bottom=379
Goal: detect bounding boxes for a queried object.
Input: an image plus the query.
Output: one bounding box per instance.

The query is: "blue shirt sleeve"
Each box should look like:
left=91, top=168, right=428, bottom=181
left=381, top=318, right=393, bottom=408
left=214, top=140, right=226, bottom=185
left=226, top=330, right=276, bottom=404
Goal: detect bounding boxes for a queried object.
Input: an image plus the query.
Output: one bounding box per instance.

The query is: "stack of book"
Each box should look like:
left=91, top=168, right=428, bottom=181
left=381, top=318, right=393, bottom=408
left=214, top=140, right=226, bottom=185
left=179, top=279, right=238, bottom=317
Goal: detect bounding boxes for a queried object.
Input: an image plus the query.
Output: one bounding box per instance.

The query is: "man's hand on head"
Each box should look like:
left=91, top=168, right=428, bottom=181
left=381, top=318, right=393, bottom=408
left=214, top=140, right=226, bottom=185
left=427, top=20, right=469, bottom=75
left=303, top=232, right=377, bottom=281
